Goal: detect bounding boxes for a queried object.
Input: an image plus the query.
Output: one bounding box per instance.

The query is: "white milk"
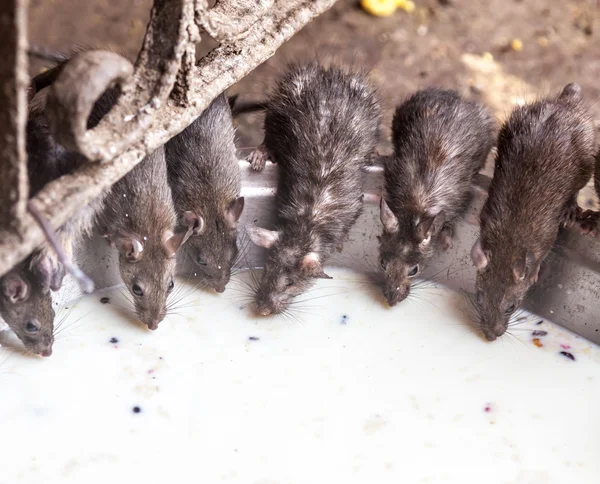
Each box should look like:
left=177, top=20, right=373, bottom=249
left=0, top=268, right=598, bottom=484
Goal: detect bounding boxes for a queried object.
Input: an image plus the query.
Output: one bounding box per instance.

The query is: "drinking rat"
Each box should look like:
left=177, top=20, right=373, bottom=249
left=0, top=81, right=116, bottom=356
left=99, top=145, right=193, bottom=330
left=165, top=93, right=244, bottom=293
left=378, top=88, right=495, bottom=306
left=470, top=83, right=595, bottom=341
left=246, top=62, right=381, bottom=315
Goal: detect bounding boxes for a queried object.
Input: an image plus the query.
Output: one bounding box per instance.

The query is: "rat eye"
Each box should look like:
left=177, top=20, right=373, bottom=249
left=196, top=255, right=207, bottom=266
left=505, top=304, right=516, bottom=314
left=476, top=291, right=484, bottom=306
left=285, top=280, right=294, bottom=288
left=132, top=284, right=144, bottom=297
left=380, top=258, right=386, bottom=269
left=26, top=321, right=39, bottom=333
left=168, top=280, right=174, bottom=292
left=408, top=265, right=419, bottom=277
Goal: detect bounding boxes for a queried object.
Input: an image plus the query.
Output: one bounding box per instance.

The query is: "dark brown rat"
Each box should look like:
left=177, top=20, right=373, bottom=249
left=0, top=261, right=55, bottom=357
left=246, top=62, right=381, bottom=315
left=379, top=88, right=495, bottom=306
left=99, top=145, right=192, bottom=330
left=165, top=93, right=244, bottom=293
left=470, top=83, right=595, bottom=341
left=0, top=78, right=116, bottom=357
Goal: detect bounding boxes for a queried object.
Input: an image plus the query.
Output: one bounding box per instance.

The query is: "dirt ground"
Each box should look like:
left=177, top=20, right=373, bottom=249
left=28, top=0, right=600, bottom=206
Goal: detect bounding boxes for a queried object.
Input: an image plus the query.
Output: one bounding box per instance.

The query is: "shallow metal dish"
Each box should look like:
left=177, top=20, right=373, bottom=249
left=17, top=161, right=600, bottom=346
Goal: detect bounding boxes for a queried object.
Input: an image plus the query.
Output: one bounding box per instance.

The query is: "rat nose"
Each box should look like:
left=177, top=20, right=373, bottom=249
left=255, top=305, right=272, bottom=316
left=147, top=320, right=160, bottom=331
left=483, top=331, right=497, bottom=342
left=215, top=285, right=226, bottom=293
left=40, top=348, right=52, bottom=357
left=385, top=285, right=408, bottom=307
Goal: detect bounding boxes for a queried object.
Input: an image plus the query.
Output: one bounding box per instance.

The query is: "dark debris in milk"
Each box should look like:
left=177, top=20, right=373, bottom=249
left=132, top=406, right=141, bottom=414
left=100, top=297, right=110, bottom=304
left=560, top=351, right=576, bottom=361
left=248, top=336, right=260, bottom=341
left=110, top=337, right=119, bottom=344
left=340, top=315, right=349, bottom=325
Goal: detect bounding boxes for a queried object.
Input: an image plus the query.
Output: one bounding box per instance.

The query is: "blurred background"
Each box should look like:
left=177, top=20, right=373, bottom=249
left=27, top=0, right=600, bottom=206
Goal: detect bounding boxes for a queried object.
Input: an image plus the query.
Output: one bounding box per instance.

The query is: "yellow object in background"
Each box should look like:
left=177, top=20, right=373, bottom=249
left=510, top=38, right=523, bottom=52
left=361, top=0, right=416, bottom=17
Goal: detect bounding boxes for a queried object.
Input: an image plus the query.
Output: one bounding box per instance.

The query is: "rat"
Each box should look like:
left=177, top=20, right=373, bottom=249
left=470, top=83, right=595, bottom=341
left=165, top=93, right=244, bottom=293
left=245, top=61, right=381, bottom=315
left=0, top=74, right=117, bottom=356
left=378, top=88, right=496, bottom=306
left=99, top=145, right=193, bottom=330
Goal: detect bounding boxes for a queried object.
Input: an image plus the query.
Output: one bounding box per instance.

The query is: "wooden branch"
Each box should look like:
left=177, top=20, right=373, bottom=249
left=0, top=0, right=29, bottom=231
left=0, top=0, right=337, bottom=277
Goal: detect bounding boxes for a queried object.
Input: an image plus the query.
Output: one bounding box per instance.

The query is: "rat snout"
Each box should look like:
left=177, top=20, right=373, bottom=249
left=481, top=321, right=506, bottom=342
left=257, top=306, right=272, bottom=316
left=137, top=306, right=166, bottom=331
left=383, top=282, right=410, bottom=307
left=40, top=347, right=53, bottom=357
left=215, top=285, right=226, bottom=294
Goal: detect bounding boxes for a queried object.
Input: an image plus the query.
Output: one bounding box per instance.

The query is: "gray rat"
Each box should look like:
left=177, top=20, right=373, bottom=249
left=99, top=145, right=193, bottom=330
left=379, top=88, right=495, bottom=306
left=165, top=93, right=244, bottom=293
left=246, top=62, right=381, bottom=315
left=470, top=83, right=595, bottom=341
left=0, top=80, right=116, bottom=356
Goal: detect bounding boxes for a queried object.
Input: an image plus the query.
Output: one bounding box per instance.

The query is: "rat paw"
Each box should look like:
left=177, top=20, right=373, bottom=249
left=439, top=227, right=454, bottom=251
left=247, top=143, right=269, bottom=171
left=576, top=209, right=600, bottom=236
left=560, top=200, right=579, bottom=228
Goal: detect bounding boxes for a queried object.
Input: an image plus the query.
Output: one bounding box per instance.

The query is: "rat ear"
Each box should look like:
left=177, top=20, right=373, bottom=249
left=30, top=252, right=64, bottom=292
left=416, top=211, right=446, bottom=243
left=112, top=233, right=144, bottom=262
left=513, top=250, right=538, bottom=283
left=2, top=273, right=29, bottom=303
left=164, top=227, right=193, bottom=258
left=183, top=211, right=205, bottom=235
left=300, top=252, right=332, bottom=279
left=227, top=94, right=239, bottom=112
left=27, top=80, right=36, bottom=103
left=224, top=197, right=245, bottom=229
left=247, top=226, right=280, bottom=249
left=380, top=198, right=399, bottom=234
left=470, top=238, right=489, bottom=270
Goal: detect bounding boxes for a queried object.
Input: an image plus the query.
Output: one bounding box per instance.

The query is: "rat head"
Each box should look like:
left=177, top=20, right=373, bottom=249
left=0, top=263, right=55, bottom=357
left=109, top=228, right=190, bottom=330
left=378, top=199, right=446, bottom=306
left=471, top=238, right=540, bottom=341
left=183, top=197, right=244, bottom=293
left=247, top=226, right=331, bottom=316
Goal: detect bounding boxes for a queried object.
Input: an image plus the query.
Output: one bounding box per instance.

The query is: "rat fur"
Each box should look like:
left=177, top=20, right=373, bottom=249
left=166, top=93, right=244, bottom=293
left=470, top=83, right=595, bottom=341
left=246, top=62, right=381, bottom=315
left=99, top=145, right=192, bottom=331
left=379, top=88, right=496, bottom=306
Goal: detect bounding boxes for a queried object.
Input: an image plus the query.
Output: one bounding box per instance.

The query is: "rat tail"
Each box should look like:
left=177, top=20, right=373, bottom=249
left=27, top=202, right=95, bottom=294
